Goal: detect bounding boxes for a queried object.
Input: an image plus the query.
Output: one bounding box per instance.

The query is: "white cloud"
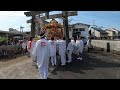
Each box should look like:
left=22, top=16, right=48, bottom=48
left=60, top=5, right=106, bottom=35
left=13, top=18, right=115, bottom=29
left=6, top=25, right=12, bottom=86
left=0, top=11, right=27, bottom=16
left=0, top=11, right=30, bottom=31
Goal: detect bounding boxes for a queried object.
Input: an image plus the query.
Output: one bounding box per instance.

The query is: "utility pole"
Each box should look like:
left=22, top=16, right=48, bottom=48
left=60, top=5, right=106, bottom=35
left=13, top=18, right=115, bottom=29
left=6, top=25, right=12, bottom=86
left=93, top=20, right=95, bottom=27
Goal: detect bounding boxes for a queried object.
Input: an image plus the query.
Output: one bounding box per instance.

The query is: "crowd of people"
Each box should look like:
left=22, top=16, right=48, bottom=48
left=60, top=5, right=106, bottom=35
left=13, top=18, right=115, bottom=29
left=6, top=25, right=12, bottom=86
left=25, top=33, right=92, bottom=79
left=0, top=30, right=93, bottom=79
left=0, top=33, right=92, bottom=79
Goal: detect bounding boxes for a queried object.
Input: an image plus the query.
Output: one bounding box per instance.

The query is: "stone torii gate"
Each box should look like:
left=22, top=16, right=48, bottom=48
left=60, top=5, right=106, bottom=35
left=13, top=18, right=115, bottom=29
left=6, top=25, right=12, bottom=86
left=24, top=11, right=77, bottom=41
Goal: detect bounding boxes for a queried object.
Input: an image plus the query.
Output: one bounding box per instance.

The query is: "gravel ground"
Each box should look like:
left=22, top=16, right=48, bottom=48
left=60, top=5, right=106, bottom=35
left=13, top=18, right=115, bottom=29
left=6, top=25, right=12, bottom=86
left=0, top=55, right=59, bottom=79
left=0, top=55, right=39, bottom=79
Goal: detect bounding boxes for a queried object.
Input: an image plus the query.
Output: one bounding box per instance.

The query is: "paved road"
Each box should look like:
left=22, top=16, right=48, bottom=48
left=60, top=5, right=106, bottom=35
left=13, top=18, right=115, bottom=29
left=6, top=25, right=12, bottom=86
left=1, top=51, right=120, bottom=79
left=48, top=51, right=120, bottom=79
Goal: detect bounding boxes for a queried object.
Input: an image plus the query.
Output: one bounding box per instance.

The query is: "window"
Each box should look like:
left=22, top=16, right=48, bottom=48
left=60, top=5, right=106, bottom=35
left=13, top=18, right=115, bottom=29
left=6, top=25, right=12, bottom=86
left=118, top=32, right=120, bottom=35
left=113, top=31, right=116, bottom=35
left=75, top=29, right=78, bottom=32
left=79, top=28, right=85, bottom=31
left=73, top=29, right=79, bottom=33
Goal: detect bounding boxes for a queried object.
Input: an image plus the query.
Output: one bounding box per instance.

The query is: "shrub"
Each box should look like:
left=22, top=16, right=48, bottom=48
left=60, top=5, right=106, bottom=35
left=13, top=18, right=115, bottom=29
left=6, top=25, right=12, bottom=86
left=0, top=36, right=8, bottom=43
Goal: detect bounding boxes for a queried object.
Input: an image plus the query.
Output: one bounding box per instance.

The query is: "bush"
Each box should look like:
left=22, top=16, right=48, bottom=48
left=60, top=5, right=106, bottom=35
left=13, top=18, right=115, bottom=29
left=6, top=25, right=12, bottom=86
left=0, top=36, right=8, bottom=43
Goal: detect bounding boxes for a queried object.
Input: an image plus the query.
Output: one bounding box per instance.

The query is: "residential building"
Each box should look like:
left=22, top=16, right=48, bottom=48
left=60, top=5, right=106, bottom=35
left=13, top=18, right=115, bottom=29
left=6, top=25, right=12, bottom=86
left=69, top=23, right=90, bottom=38
left=9, top=28, right=20, bottom=33
left=0, top=30, right=21, bottom=37
left=90, top=27, right=108, bottom=38
left=106, top=28, right=120, bottom=39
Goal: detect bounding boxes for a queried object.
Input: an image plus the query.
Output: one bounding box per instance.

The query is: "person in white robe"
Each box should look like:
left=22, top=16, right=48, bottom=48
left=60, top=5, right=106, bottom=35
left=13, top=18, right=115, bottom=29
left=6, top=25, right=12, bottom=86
left=48, top=37, right=57, bottom=66
left=22, top=40, right=27, bottom=55
left=87, top=37, right=92, bottom=52
left=31, top=33, right=50, bottom=79
left=56, top=38, right=60, bottom=60
left=31, top=40, right=37, bottom=67
left=67, top=39, right=74, bottom=63
left=58, top=37, right=66, bottom=66
left=27, top=37, right=32, bottom=57
left=71, top=36, right=80, bottom=60
left=77, top=37, right=84, bottom=60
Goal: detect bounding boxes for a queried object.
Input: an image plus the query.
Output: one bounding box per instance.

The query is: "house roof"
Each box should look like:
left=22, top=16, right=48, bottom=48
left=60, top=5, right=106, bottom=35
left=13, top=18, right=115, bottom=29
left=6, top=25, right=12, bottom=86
left=91, top=27, right=108, bottom=34
left=72, top=23, right=90, bottom=27
left=106, top=28, right=119, bottom=32
left=68, top=25, right=73, bottom=28
left=0, top=30, right=21, bottom=35
left=0, top=30, right=9, bottom=33
left=105, top=29, right=116, bottom=33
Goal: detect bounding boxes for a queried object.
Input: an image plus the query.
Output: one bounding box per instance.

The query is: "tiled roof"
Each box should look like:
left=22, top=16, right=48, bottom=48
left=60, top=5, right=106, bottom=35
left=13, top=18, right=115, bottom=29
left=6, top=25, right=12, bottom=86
left=72, top=23, right=90, bottom=27
left=91, top=27, right=108, bottom=34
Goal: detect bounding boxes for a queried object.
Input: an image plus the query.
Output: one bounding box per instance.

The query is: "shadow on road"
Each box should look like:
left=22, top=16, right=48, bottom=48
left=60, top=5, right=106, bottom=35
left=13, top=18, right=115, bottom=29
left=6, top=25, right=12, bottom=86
left=51, top=52, right=120, bottom=75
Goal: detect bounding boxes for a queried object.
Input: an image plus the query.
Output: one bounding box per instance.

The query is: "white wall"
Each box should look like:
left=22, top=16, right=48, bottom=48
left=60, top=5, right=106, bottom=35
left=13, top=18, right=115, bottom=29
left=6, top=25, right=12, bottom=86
left=106, top=30, right=113, bottom=36
left=91, top=28, right=100, bottom=37
left=107, top=29, right=119, bottom=36
left=92, top=40, right=120, bottom=51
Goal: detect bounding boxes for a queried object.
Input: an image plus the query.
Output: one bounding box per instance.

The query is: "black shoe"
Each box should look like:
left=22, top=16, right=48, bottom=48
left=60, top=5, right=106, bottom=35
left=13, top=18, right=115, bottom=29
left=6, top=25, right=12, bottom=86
left=47, top=78, right=51, bottom=79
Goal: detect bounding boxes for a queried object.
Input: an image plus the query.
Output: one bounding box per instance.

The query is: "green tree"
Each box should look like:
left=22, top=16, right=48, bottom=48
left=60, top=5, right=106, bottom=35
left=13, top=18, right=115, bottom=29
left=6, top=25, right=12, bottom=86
left=0, top=36, right=8, bottom=43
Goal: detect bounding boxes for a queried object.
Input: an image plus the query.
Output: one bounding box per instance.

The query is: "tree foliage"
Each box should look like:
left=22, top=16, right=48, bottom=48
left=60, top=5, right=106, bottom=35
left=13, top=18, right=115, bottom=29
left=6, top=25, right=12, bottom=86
left=0, top=36, right=8, bottom=43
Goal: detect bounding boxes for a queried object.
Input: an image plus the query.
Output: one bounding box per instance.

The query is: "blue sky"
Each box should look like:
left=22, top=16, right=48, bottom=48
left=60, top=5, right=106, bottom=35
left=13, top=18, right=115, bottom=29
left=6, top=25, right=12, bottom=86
left=0, top=11, right=120, bottom=32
